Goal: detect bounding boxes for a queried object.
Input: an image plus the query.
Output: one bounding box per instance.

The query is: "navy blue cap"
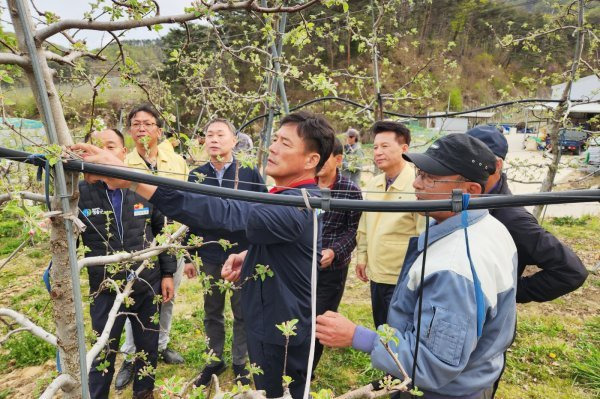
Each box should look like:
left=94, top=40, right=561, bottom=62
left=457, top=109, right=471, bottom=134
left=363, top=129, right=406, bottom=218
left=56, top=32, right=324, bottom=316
left=403, top=133, right=496, bottom=187
left=466, top=125, right=508, bottom=159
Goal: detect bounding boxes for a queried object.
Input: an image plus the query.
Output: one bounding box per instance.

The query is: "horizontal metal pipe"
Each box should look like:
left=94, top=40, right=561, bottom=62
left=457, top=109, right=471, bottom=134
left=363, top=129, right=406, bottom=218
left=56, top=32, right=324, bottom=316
left=1, top=146, right=599, bottom=213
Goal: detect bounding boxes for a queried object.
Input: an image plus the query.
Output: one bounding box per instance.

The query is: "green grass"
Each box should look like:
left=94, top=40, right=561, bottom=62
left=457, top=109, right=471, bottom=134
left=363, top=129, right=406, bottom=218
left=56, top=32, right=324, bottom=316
left=572, top=318, right=600, bottom=396
left=0, top=216, right=598, bottom=398
left=0, top=332, right=55, bottom=369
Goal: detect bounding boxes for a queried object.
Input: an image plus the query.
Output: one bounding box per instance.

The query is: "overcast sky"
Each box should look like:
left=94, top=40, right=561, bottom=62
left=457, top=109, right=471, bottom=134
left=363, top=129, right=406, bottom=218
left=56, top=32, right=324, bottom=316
left=1, top=0, right=196, bottom=48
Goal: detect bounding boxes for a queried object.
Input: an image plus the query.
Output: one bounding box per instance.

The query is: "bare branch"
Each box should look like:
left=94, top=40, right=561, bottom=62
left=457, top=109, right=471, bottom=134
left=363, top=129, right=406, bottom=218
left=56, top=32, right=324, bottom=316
left=44, top=50, right=107, bottom=66
left=60, top=31, right=80, bottom=45
left=39, top=373, right=77, bottom=399
left=0, top=52, right=29, bottom=67
left=20, top=190, right=51, bottom=203
left=0, top=235, right=30, bottom=273
left=0, top=327, right=28, bottom=344
left=78, top=225, right=188, bottom=270
left=0, top=193, right=11, bottom=206
left=106, top=30, right=125, bottom=64
left=580, top=58, right=600, bottom=80
left=0, top=37, right=18, bottom=54
left=0, top=308, right=58, bottom=346
left=36, top=1, right=321, bottom=42
left=86, top=264, right=141, bottom=371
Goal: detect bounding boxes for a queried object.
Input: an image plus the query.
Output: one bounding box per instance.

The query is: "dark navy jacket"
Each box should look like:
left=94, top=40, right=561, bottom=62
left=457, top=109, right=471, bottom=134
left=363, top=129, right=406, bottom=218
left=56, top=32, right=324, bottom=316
left=78, top=181, right=177, bottom=295
left=150, top=182, right=322, bottom=346
left=489, top=173, right=588, bottom=303
left=187, top=159, right=267, bottom=265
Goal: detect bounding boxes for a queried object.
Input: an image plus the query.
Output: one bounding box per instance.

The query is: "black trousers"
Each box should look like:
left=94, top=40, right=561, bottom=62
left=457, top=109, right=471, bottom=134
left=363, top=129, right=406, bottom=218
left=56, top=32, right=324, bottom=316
left=370, top=281, right=396, bottom=328
left=88, top=290, right=160, bottom=399
left=247, top=336, right=311, bottom=399
left=312, top=267, right=349, bottom=371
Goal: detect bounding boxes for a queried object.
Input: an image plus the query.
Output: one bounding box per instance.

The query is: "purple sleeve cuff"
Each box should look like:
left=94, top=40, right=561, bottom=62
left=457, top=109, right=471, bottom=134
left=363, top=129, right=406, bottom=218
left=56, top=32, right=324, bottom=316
left=352, top=325, right=378, bottom=353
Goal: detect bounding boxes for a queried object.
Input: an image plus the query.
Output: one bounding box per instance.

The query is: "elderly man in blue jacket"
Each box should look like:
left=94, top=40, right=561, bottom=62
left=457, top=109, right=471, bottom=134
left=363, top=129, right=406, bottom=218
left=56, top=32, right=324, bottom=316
left=316, top=134, right=518, bottom=399
left=73, top=111, right=335, bottom=399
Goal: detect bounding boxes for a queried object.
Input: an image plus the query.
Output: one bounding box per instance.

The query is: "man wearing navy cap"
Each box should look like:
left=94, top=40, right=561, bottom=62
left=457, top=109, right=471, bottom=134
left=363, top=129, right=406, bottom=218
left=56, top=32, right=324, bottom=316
left=316, top=133, right=518, bottom=399
left=466, top=125, right=588, bottom=396
left=466, top=125, right=587, bottom=304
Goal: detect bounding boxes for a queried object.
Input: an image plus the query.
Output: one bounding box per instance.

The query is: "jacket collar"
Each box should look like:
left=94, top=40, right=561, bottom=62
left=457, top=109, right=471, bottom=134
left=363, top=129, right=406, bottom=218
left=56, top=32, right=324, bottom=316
left=208, top=157, right=235, bottom=173
left=269, top=179, right=317, bottom=194
left=490, top=172, right=510, bottom=194
left=127, top=146, right=169, bottom=168
left=417, top=209, right=488, bottom=251
left=374, top=163, right=414, bottom=191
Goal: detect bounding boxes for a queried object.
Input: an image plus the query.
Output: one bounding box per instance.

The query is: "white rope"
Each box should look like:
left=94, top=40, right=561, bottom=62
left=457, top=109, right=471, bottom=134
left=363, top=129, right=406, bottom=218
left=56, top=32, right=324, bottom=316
left=300, top=188, right=318, bottom=399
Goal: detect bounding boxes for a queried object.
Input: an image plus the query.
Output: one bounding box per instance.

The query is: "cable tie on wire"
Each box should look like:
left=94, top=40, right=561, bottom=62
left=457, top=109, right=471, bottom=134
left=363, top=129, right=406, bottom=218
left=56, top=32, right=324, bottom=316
left=462, top=193, right=471, bottom=210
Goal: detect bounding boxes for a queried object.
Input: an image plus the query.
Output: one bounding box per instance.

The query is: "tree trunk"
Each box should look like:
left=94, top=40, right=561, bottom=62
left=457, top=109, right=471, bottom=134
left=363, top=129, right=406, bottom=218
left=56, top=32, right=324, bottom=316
left=532, top=0, right=585, bottom=219
left=7, top=1, right=82, bottom=397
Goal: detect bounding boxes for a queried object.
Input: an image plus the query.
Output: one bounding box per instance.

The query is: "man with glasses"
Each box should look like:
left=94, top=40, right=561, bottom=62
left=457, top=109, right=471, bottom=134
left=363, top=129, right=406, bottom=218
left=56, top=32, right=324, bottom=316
left=356, top=121, right=425, bottom=329
left=117, top=104, right=189, bottom=390
left=80, top=129, right=177, bottom=399
left=73, top=111, right=335, bottom=399
left=316, top=133, right=518, bottom=399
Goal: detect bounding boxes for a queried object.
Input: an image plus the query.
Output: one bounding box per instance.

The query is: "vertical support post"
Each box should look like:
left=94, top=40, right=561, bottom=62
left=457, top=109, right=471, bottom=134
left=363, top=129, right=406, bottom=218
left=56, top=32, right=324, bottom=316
left=370, top=0, right=383, bottom=121
left=13, top=1, right=89, bottom=398
left=258, top=1, right=289, bottom=177
left=275, top=12, right=289, bottom=114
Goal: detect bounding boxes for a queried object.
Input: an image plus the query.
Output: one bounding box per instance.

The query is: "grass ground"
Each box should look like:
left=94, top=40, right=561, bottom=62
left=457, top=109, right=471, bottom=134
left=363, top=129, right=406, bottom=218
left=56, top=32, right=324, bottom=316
left=0, top=215, right=598, bottom=398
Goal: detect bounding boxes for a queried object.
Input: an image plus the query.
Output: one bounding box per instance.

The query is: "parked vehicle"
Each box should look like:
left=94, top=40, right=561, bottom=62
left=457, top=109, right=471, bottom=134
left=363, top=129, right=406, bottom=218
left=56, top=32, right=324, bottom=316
left=546, top=129, right=589, bottom=155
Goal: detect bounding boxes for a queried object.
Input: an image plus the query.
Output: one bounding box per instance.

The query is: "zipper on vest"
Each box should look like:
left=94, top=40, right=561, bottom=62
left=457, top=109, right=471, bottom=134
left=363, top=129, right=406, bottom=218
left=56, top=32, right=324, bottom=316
left=105, top=189, right=124, bottom=245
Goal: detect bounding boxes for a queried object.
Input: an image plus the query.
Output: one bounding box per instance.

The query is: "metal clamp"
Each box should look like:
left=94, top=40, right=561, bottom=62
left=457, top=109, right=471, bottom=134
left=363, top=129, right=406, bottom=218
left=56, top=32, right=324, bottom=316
left=320, top=187, right=331, bottom=211
left=451, top=189, right=464, bottom=213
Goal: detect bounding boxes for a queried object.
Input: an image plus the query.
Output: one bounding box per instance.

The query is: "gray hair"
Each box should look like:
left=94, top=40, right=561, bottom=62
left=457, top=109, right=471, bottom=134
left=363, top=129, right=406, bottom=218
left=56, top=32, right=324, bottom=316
left=204, top=118, right=237, bottom=136
left=346, top=128, right=360, bottom=139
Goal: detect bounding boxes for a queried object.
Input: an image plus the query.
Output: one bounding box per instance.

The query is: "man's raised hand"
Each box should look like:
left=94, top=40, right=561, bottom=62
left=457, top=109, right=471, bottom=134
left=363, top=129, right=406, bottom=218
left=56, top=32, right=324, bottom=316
left=70, top=143, right=131, bottom=189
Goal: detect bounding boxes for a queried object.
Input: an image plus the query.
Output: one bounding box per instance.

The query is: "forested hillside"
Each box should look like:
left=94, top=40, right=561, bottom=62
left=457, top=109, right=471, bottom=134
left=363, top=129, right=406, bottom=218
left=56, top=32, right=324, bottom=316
left=4, top=0, right=599, bottom=134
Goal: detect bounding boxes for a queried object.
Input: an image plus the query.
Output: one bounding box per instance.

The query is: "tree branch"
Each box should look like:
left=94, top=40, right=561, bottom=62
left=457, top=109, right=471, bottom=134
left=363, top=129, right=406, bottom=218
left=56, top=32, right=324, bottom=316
left=0, top=193, right=11, bottom=206
left=0, top=52, right=29, bottom=67
left=85, top=224, right=187, bottom=370
left=86, top=277, right=136, bottom=371
left=44, top=50, right=107, bottom=66
left=0, top=37, right=18, bottom=54
left=0, top=327, right=28, bottom=344
left=38, top=373, right=78, bottom=399
left=36, top=1, right=321, bottom=42
left=78, top=224, right=189, bottom=270
left=0, top=308, right=57, bottom=346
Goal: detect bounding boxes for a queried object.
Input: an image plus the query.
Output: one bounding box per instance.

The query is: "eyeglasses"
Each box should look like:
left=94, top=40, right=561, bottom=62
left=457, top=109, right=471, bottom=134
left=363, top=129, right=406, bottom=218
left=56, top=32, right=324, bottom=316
left=415, top=169, right=468, bottom=188
left=130, top=122, right=158, bottom=130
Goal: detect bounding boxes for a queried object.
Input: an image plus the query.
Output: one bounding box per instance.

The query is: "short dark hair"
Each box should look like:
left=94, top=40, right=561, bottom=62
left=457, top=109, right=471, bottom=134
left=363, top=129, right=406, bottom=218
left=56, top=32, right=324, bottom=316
left=84, top=128, right=125, bottom=146
left=127, top=104, right=163, bottom=128
left=371, top=121, right=411, bottom=145
left=279, top=111, right=335, bottom=173
left=332, top=137, right=343, bottom=156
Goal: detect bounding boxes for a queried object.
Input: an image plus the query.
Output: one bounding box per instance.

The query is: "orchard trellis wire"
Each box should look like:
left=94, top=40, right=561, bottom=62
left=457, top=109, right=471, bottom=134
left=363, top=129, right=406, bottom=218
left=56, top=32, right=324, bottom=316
left=2, top=0, right=599, bottom=398
left=1, top=146, right=600, bottom=399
